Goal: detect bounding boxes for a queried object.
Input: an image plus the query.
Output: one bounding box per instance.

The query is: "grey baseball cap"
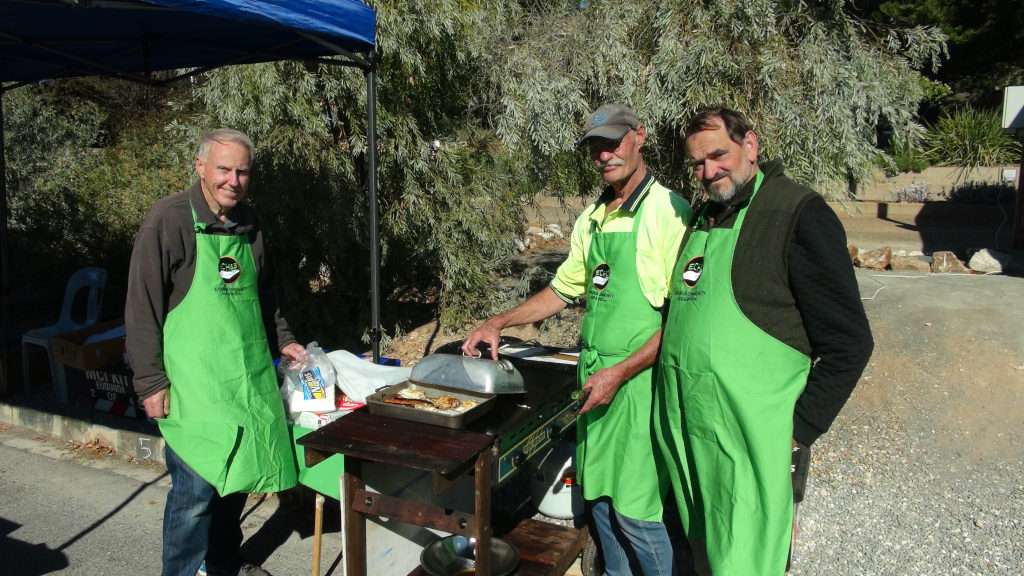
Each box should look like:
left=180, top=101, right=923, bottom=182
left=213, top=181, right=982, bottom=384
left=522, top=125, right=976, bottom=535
left=576, top=104, right=640, bottom=147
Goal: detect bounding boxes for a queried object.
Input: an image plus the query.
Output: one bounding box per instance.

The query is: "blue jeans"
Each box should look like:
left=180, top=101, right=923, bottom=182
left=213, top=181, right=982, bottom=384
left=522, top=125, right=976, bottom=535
left=590, top=498, right=675, bottom=576
left=163, top=445, right=248, bottom=576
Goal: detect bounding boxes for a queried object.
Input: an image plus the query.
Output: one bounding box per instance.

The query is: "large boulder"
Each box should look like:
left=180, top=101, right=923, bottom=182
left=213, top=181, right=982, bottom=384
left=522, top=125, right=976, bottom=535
left=858, top=247, right=892, bottom=271
left=968, top=249, right=1013, bottom=274
left=930, top=251, right=969, bottom=273
left=891, top=255, right=931, bottom=273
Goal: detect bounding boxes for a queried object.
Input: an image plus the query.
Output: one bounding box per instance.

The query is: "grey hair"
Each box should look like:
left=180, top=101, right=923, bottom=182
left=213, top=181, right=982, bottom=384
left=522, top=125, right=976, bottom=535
left=196, top=128, right=255, bottom=161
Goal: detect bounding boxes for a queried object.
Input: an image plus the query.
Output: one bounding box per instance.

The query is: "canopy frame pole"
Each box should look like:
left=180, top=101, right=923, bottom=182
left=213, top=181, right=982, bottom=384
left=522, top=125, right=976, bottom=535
left=320, top=46, right=380, bottom=363
left=365, top=63, right=381, bottom=363
left=0, top=86, right=11, bottom=393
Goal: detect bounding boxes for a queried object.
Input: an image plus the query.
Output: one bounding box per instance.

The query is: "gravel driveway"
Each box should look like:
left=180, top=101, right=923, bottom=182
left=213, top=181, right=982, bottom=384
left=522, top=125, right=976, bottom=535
left=791, top=271, right=1024, bottom=575
left=392, top=258, right=1024, bottom=576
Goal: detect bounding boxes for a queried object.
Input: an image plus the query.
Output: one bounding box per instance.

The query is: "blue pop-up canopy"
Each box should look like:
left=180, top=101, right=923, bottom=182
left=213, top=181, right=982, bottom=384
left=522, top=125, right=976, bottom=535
left=0, top=0, right=385, bottom=390
left=0, top=0, right=375, bottom=82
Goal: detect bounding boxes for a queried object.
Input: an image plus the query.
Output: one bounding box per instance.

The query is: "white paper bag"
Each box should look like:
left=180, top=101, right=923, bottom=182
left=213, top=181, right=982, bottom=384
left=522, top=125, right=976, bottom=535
left=327, top=350, right=412, bottom=403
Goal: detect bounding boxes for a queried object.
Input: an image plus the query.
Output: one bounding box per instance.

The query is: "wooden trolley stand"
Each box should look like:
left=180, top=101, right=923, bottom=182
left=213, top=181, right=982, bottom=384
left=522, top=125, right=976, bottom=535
left=298, top=410, right=589, bottom=576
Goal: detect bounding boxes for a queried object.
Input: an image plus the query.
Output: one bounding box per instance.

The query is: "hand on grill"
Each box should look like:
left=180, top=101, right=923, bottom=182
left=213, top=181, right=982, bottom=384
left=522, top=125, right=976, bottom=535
left=462, top=319, right=503, bottom=360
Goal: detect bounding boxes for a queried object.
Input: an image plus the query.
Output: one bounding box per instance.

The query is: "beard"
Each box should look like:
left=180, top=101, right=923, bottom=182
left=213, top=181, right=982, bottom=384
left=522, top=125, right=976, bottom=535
left=704, top=175, right=739, bottom=203
left=703, top=164, right=754, bottom=203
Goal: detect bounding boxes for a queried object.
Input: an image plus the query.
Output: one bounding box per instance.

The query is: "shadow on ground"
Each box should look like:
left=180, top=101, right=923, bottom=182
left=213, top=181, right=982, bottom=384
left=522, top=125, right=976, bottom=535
left=240, top=490, right=343, bottom=575
left=0, top=517, right=70, bottom=576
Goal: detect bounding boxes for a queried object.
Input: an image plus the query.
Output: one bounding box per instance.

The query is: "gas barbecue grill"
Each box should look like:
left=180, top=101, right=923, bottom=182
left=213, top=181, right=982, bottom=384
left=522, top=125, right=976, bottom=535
left=425, top=342, right=577, bottom=467
left=298, top=340, right=589, bottom=576
left=421, top=340, right=580, bottom=526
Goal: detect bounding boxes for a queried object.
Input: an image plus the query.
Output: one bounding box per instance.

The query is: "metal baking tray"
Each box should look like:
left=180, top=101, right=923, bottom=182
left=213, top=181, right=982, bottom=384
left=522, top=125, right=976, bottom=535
left=365, top=381, right=496, bottom=429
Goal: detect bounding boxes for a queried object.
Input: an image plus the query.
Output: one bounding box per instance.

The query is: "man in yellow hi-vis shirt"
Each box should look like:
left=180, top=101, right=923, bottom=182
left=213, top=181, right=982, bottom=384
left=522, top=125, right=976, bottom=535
left=464, top=104, right=691, bottom=575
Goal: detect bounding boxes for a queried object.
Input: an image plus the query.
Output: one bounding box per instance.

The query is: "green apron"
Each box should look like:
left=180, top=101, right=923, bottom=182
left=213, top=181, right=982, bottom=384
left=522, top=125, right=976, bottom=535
left=577, top=191, right=666, bottom=522
left=654, top=172, right=810, bottom=574
left=158, top=203, right=298, bottom=496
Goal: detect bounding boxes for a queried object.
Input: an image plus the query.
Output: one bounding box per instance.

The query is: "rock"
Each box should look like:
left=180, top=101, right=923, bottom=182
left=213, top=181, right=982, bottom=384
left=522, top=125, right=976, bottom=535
left=525, top=226, right=544, bottom=236
left=538, top=232, right=555, bottom=241
left=891, top=255, right=931, bottom=273
left=513, top=238, right=527, bottom=252
left=848, top=244, right=860, bottom=266
left=545, top=223, right=564, bottom=238
left=968, top=249, right=1012, bottom=274
left=930, top=251, right=969, bottom=273
left=897, top=183, right=929, bottom=202
left=859, top=247, right=892, bottom=270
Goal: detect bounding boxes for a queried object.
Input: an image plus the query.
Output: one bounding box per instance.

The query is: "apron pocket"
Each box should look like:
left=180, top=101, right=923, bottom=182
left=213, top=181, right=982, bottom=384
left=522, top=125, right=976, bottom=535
left=158, top=418, right=243, bottom=495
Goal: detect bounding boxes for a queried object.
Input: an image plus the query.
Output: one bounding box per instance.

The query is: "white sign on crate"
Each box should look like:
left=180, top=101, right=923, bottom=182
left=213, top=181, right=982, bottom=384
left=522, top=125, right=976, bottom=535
left=1003, top=86, right=1024, bottom=130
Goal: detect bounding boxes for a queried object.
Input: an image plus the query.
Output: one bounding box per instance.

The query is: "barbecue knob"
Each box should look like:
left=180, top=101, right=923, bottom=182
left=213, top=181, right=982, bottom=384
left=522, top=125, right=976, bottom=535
left=512, top=451, right=526, bottom=467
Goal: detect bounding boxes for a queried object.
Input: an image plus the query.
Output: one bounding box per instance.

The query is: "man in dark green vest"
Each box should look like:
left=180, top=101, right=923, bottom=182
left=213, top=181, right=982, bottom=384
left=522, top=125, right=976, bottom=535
left=464, top=104, right=692, bottom=575
left=126, top=129, right=303, bottom=576
left=654, top=107, right=874, bottom=575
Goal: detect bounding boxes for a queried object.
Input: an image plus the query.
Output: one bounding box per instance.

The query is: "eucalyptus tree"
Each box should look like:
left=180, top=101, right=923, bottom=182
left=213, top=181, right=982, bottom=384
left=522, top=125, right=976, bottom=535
left=3, top=80, right=195, bottom=286
left=197, top=0, right=945, bottom=332
left=480, top=0, right=946, bottom=196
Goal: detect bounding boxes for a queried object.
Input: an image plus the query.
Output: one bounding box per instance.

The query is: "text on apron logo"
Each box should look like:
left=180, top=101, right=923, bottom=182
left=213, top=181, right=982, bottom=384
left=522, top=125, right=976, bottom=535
left=218, top=256, right=242, bottom=284
left=682, top=256, right=704, bottom=288
left=592, top=263, right=611, bottom=290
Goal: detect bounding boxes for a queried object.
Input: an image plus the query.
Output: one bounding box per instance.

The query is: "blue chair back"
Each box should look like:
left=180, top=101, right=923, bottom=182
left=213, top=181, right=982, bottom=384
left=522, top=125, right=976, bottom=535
left=59, top=267, right=107, bottom=330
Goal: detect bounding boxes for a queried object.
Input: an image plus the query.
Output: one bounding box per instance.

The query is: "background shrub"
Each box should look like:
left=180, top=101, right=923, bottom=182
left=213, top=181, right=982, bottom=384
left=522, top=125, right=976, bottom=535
left=2, top=0, right=950, bottom=349
left=926, top=107, right=1022, bottom=177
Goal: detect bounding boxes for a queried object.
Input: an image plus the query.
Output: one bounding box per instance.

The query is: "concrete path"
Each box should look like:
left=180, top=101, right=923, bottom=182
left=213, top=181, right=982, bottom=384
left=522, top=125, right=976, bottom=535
left=0, top=424, right=342, bottom=576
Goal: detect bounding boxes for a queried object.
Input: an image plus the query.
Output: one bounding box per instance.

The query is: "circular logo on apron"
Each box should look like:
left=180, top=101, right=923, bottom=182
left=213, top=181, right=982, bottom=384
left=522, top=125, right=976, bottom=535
left=218, top=256, right=242, bottom=284
left=592, top=263, right=611, bottom=290
left=682, top=256, right=704, bottom=288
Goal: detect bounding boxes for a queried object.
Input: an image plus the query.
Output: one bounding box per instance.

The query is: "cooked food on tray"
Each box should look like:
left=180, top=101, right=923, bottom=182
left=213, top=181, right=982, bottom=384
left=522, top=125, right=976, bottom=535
left=380, top=396, right=433, bottom=408
left=382, top=384, right=479, bottom=413
left=430, top=394, right=460, bottom=410
left=398, top=384, right=428, bottom=401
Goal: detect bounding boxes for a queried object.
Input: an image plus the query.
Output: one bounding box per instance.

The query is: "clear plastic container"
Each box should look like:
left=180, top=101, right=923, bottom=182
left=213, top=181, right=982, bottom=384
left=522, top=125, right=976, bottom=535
left=280, top=342, right=336, bottom=413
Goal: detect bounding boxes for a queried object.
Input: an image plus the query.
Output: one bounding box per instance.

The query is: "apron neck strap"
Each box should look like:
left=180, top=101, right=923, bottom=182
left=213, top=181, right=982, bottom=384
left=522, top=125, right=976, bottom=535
left=589, top=177, right=655, bottom=235
left=187, top=198, right=207, bottom=233
left=731, top=170, right=765, bottom=230
left=676, top=170, right=765, bottom=260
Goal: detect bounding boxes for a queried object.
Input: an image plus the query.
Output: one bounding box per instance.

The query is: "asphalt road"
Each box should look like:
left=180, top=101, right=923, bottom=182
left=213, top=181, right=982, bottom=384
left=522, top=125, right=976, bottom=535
left=0, top=429, right=340, bottom=576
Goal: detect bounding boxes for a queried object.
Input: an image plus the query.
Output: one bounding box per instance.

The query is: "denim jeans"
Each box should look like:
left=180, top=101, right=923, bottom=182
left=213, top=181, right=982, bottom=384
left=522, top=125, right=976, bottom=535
left=163, top=445, right=248, bottom=576
left=590, top=498, right=675, bottom=576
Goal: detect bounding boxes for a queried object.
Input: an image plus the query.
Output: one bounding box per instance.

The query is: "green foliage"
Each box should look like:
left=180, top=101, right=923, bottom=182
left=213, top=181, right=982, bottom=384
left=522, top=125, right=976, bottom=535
left=926, top=107, right=1022, bottom=175
left=197, top=56, right=530, bottom=336
left=3, top=79, right=197, bottom=310
left=4, top=83, right=105, bottom=255
left=855, top=0, right=1024, bottom=105
left=918, top=77, right=952, bottom=105
left=471, top=0, right=946, bottom=196
left=883, top=135, right=931, bottom=175
left=192, top=0, right=947, bottom=340
left=3, top=0, right=949, bottom=341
